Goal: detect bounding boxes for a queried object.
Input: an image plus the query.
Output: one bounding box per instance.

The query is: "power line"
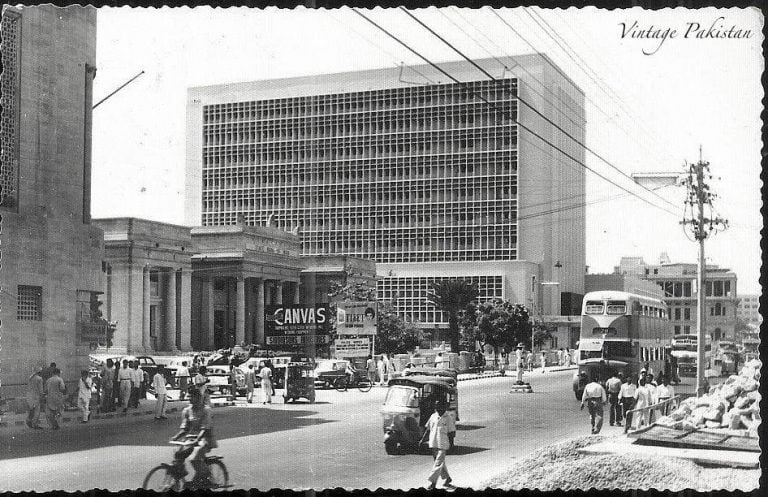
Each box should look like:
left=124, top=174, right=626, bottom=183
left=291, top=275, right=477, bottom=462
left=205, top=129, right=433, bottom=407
left=394, top=8, right=679, bottom=216
left=523, top=7, right=679, bottom=167
left=488, top=8, right=677, bottom=172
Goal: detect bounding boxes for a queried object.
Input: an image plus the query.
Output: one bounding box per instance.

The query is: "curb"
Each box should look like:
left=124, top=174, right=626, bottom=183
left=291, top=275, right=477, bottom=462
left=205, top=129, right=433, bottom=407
left=0, top=400, right=237, bottom=430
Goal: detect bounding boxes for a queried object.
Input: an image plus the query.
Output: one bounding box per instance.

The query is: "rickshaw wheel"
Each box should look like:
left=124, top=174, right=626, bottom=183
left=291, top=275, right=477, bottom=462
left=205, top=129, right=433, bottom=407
left=384, top=439, right=400, bottom=455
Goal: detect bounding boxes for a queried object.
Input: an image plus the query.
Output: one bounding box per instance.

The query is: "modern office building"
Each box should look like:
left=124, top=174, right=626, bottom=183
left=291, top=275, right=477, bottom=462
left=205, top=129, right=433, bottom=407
left=0, top=6, right=104, bottom=397
left=185, top=56, right=586, bottom=337
left=736, top=294, right=761, bottom=325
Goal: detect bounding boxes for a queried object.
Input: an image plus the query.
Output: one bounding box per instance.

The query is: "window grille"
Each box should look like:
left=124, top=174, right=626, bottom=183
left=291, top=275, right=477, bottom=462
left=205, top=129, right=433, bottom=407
left=17, top=285, right=42, bottom=321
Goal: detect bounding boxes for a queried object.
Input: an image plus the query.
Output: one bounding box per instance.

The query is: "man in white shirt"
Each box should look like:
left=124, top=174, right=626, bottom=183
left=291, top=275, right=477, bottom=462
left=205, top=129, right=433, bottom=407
left=654, top=374, right=675, bottom=417
left=514, top=344, right=525, bottom=384
left=176, top=361, right=190, bottom=401
left=619, top=376, right=637, bottom=427
left=605, top=373, right=624, bottom=427
left=153, top=365, right=168, bottom=420
left=117, top=360, right=133, bottom=412
left=580, top=374, right=607, bottom=434
left=420, top=400, right=456, bottom=490
left=78, top=370, right=93, bottom=423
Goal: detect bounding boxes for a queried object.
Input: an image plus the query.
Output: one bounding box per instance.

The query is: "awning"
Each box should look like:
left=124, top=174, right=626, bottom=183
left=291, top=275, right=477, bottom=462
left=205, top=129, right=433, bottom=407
left=579, top=338, right=604, bottom=352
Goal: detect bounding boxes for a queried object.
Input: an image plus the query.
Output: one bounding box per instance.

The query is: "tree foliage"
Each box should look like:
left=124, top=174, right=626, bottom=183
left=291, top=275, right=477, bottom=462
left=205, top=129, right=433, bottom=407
left=376, top=301, right=423, bottom=355
left=470, top=300, right=532, bottom=355
left=428, top=280, right=479, bottom=352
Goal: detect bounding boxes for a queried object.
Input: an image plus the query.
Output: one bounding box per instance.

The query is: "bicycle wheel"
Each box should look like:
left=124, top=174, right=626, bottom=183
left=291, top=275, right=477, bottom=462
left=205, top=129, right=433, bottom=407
left=206, top=459, right=229, bottom=490
left=334, top=376, right=348, bottom=392
left=357, top=378, right=372, bottom=392
left=143, top=464, right=182, bottom=491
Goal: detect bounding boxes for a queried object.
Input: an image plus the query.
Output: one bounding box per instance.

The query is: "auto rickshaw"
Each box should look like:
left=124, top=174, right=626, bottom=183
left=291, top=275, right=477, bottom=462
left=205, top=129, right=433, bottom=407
left=380, top=376, right=458, bottom=455
left=283, top=362, right=315, bottom=403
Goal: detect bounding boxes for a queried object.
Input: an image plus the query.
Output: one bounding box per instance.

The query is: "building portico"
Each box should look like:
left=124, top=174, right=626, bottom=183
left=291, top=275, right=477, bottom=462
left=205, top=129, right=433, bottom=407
left=190, top=225, right=303, bottom=350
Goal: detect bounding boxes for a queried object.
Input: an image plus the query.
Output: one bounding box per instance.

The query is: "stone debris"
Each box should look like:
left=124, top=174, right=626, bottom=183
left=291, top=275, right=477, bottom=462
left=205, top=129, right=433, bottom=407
left=655, top=359, right=761, bottom=435
left=483, top=436, right=759, bottom=491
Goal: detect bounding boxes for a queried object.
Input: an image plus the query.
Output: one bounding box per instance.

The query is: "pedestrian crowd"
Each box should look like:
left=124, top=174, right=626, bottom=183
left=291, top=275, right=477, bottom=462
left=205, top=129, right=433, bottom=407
left=579, top=366, right=676, bottom=434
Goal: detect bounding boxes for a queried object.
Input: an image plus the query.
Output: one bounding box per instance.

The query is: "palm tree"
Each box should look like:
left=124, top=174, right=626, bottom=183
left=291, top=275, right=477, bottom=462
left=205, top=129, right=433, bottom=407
left=427, top=280, right=479, bottom=353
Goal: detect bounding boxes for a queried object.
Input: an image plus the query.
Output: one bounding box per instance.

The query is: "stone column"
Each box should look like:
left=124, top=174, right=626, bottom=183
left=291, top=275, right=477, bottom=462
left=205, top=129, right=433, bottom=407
left=166, top=269, right=178, bottom=352
left=179, top=268, right=192, bottom=351
left=205, top=278, right=215, bottom=350
left=293, top=282, right=301, bottom=304
left=236, top=276, right=246, bottom=346
left=275, top=280, right=283, bottom=305
left=255, top=278, right=265, bottom=344
left=143, top=267, right=152, bottom=352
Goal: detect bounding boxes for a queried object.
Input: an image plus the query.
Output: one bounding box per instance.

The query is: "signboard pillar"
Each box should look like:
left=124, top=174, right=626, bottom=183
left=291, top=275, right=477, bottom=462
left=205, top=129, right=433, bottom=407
left=255, top=278, right=265, bottom=344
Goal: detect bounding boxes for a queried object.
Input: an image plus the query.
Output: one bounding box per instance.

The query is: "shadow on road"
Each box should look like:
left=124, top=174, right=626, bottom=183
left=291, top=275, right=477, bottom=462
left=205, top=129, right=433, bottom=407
left=455, top=424, right=484, bottom=431
left=0, top=407, right=335, bottom=460
left=449, top=445, right=489, bottom=456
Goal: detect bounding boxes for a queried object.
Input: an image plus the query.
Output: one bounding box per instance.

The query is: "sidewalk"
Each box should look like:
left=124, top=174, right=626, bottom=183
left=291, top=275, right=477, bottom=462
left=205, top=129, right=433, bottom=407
left=457, top=364, right=577, bottom=381
left=0, top=393, right=236, bottom=433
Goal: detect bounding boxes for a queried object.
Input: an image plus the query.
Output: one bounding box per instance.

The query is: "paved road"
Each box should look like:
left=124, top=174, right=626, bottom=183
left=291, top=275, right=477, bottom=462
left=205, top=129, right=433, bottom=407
left=0, top=369, right=604, bottom=491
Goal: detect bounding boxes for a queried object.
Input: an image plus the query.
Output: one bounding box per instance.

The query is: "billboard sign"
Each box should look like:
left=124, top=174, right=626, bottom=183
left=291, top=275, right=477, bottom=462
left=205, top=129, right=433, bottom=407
left=336, top=302, right=377, bottom=336
left=334, top=337, right=372, bottom=358
left=264, top=305, right=330, bottom=346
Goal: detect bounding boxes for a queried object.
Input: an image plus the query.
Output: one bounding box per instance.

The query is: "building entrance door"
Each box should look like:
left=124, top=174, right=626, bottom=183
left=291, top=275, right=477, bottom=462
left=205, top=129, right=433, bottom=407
left=214, top=310, right=226, bottom=349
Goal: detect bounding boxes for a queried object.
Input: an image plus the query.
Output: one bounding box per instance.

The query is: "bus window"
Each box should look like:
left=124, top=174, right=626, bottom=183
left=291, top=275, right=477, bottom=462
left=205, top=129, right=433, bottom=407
left=580, top=350, right=602, bottom=361
left=603, top=341, right=632, bottom=358
left=585, top=301, right=604, bottom=314
left=606, top=301, right=626, bottom=315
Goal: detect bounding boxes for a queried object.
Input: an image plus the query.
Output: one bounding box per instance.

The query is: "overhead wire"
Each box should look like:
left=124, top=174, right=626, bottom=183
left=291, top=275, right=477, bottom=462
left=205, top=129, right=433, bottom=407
left=523, top=7, right=680, bottom=167
left=392, top=7, right=679, bottom=216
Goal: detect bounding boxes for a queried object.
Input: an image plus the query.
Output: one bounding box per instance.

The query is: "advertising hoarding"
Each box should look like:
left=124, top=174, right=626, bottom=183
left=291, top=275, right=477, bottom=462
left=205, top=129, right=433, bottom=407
left=265, top=305, right=330, bottom=346
left=334, top=337, right=372, bottom=358
left=336, top=302, right=377, bottom=336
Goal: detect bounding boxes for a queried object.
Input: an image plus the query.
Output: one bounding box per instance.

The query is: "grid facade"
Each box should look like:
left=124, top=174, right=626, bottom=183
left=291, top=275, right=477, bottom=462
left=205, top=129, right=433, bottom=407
left=378, top=275, right=503, bottom=324
left=0, top=8, right=21, bottom=210
left=200, top=79, right=519, bottom=263
left=17, top=285, right=42, bottom=321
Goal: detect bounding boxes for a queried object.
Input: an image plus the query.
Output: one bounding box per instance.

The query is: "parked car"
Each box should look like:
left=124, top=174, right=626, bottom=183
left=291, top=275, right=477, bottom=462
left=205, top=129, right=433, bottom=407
left=314, top=359, right=353, bottom=389
left=203, top=365, right=246, bottom=396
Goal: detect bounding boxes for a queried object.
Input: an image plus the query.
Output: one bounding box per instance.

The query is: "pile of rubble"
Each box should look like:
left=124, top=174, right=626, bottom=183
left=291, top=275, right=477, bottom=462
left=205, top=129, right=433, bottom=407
left=656, top=359, right=761, bottom=436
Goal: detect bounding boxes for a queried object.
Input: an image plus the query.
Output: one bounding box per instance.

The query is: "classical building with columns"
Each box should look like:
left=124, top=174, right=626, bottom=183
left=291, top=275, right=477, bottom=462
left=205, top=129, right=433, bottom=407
left=96, top=218, right=193, bottom=354
left=95, top=218, right=375, bottom=355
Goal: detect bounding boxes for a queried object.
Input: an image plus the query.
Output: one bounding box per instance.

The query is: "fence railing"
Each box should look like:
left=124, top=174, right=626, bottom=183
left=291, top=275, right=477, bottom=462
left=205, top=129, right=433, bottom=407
left=624, top=395, right=681, bottom=433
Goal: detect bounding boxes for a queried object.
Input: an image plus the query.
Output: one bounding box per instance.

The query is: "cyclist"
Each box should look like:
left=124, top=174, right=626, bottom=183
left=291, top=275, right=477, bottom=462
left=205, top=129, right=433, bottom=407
left=170, top=387, right=218, bottom=487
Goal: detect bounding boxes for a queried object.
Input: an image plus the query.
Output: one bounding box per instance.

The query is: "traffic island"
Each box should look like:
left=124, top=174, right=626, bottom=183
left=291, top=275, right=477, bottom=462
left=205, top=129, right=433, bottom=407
left=509, top=382, right=533, bottom=393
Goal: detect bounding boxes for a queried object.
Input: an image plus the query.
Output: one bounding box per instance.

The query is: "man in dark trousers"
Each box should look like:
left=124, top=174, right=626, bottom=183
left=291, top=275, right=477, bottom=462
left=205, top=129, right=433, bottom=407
left=605, top=372, right=624, bottom=426
left=580, top=373, right=607, bottom=434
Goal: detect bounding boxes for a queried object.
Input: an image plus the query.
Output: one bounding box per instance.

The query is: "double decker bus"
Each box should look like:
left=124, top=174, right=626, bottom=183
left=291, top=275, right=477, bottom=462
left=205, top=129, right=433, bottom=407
left=671, top=333, right=712, bottom=377
left=573, top=291, right=672, bottom=399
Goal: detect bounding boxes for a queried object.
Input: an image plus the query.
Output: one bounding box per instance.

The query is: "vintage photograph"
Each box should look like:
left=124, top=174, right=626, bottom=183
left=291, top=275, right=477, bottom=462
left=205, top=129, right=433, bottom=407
left=0, top=4, right=762, bottom=492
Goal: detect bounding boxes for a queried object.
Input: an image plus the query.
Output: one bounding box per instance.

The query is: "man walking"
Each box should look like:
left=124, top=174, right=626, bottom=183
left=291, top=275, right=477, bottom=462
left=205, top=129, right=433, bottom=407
left=100, top=359, right=115, bottom=412
left=78, top=370, right=93, bottom=423
left=118, top=359, right=133, bottom=412
left=420, top=400, right=456, bottom=490
left=259, top=362, right=273, bottom=404
left=26, top=367, right=44, bottom=429
left=176, top=361, right=190, bottom=401
left=605, top=372, right=623, bottom=427
left=580, top=374, right=607, bottom=434
left=153, top=365, right=168, bottom=420
left=366, top=355, right=377, bottom=384
left=619, top=375, right=637, bottom=428
left=44, top=368, right=66, bottom=430
left=245, top=363, right=257, bottom=403
left=129, top=361, right=142, bottom=408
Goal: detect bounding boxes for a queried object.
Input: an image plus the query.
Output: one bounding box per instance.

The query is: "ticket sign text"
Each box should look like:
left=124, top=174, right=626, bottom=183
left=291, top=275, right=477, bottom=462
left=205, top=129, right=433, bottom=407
left=336, top=302, right=377, bottom=336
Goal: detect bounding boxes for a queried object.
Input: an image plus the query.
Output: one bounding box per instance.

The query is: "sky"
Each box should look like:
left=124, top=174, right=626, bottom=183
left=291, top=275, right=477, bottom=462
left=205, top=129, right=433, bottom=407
left=91, top=7, right=763, bottom=294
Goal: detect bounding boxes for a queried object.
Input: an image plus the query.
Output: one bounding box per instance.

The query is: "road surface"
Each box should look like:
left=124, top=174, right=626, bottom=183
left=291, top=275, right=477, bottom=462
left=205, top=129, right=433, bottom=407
left=0, top=369, right=600, bottom=491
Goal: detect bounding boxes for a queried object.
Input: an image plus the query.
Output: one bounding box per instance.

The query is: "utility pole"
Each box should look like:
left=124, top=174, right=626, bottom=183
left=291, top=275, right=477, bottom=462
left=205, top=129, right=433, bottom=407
left=681, top=147, right=728, bottom=396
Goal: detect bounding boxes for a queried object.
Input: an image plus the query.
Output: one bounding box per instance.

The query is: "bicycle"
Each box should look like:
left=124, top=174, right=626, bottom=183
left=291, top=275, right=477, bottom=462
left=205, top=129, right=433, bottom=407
left=334, top=374, right=373, bottom=392
left=143, top=440, right=229, bottom=491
